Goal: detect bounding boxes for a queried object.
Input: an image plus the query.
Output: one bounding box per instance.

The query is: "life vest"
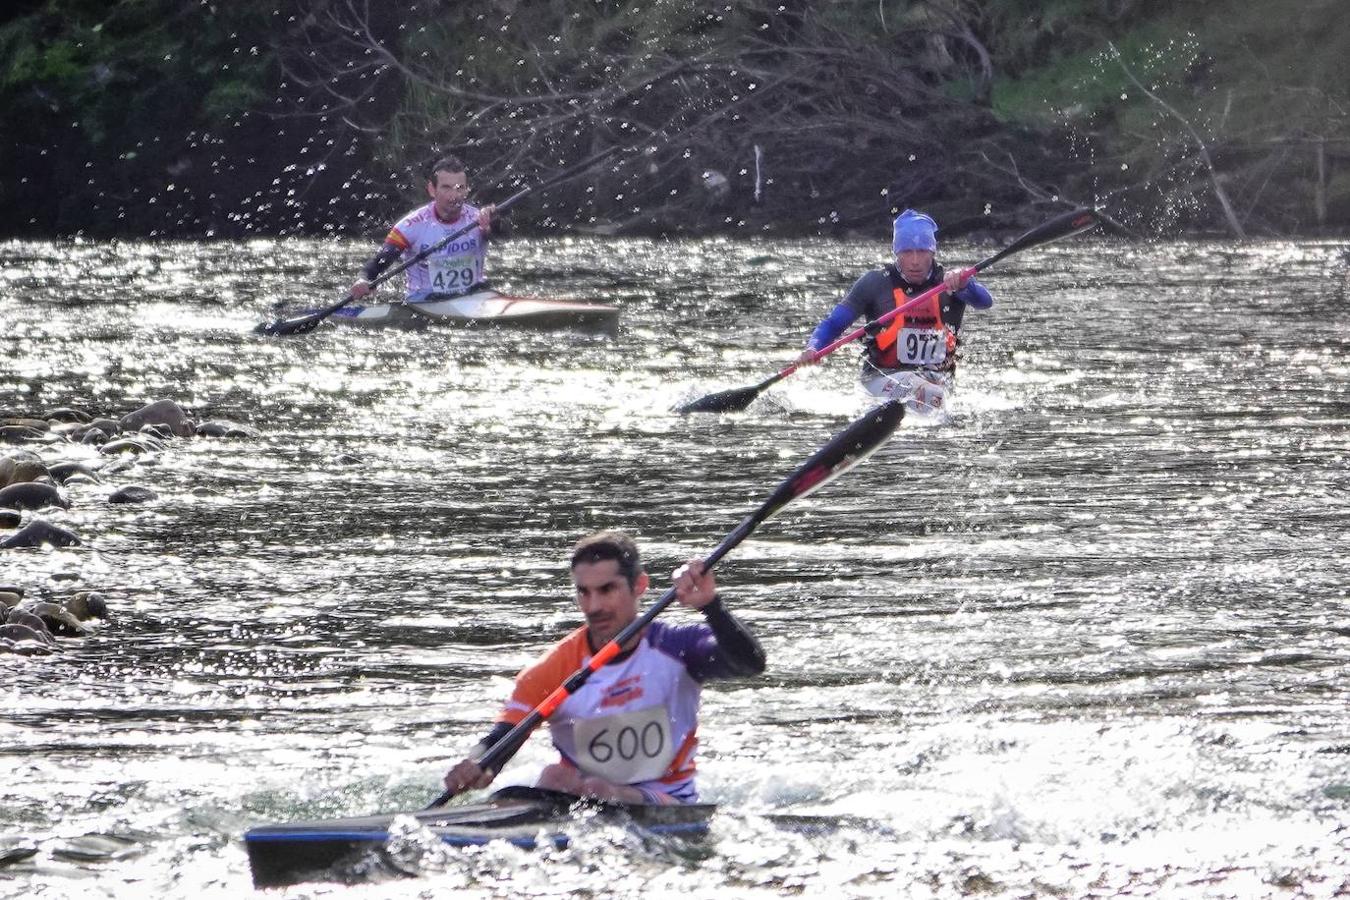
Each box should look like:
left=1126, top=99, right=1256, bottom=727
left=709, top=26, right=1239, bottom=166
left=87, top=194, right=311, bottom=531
left=872, top=263, right=958, bottom=370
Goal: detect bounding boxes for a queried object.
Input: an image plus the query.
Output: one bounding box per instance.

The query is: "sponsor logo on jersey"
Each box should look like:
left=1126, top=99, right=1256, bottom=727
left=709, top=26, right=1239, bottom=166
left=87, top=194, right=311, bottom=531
left=600, top=675, right=645, bottom=709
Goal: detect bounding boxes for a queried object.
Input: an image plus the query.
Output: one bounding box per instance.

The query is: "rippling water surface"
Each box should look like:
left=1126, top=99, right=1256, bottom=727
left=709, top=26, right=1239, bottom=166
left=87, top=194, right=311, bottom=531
left=2, top=234, right=1348, bottom=898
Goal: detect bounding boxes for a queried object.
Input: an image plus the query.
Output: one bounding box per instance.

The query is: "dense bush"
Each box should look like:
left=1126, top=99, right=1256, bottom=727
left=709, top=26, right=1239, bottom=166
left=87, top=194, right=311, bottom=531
left=2, top=0, right=1346, bottom=238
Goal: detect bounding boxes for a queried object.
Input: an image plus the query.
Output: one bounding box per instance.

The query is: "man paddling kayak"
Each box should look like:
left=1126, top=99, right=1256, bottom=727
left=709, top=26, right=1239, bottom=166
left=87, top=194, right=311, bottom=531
left=349, top=155, right=505, bottom=304
left=796, top=209, right=993, bottom=415
left=443, top=530, right=766, bottom=805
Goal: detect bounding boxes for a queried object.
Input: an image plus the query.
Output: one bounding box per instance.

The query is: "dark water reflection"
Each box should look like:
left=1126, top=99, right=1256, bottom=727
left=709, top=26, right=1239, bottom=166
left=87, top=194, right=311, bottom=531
left=1, top=235, right=1347, bottom=897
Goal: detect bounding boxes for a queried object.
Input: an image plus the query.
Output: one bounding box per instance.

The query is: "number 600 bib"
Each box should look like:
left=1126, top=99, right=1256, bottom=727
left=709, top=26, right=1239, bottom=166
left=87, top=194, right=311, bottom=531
left=572, top=706, right=676, bottom=784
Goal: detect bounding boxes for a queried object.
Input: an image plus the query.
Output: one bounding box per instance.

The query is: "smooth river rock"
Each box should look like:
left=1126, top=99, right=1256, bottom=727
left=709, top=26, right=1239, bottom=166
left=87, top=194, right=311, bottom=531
left=108, top=485, right=157, bottom=504
left=23, top=600, right=93, bottom=636
left=5, top=608, right=55, bottom=644
left=99, top=437, right=162, bottom=456
left=196, top=420, right=261, bottom=439
left=64, top=592, right=109, bottom=621
left=43, top=407, right=92, bottom=424
left=47, top=461, right=102, bottom=484
left=0, top=482, right=68, bottom=511
left=0, top=623, right=57, bottom=654
left=119, top=399, right=194, bottom=438
left=0, top=519, right=81, bottom=549
left=0, top=451, right=50, bottom=488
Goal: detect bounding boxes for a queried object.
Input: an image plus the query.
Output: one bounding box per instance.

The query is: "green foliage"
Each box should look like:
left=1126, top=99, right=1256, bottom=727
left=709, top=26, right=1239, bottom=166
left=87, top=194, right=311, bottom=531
left=0, top=2, right=276, bottom=140
left=3, top=0, right=1350, bottom=236
left=990, top=27, right=1187, bottom=123
left=0, top=1, right=300, bottom=234
left=203, top=76, right=266, bottom=120
left=992, top=0, right=1350, bottom=128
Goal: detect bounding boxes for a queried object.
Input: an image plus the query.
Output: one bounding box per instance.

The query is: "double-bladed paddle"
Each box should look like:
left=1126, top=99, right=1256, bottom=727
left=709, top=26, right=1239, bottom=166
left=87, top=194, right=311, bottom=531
left=677, top=207, right=1101, bottom=413
left=428, top=397, right=907, bottom=808
left=254, top=144, right=625, bottom=337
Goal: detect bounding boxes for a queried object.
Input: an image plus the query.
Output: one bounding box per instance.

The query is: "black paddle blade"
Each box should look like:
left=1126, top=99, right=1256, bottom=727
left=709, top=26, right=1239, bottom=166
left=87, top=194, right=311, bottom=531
left=676, top=384, right=764, bottom=414
left=254, top=312, right=325, bottom=337
left=980, top=207, right=1100, bottom=271
left=755, top=399, right=905, bottom=523
left=677, top=371, right=787, bottom=414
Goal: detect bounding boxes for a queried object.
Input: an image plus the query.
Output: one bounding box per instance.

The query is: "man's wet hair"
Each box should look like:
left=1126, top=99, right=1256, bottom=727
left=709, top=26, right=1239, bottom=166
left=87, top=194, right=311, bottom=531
left=571, top=531, right=643, bottom=587
left=428, top=155, right=467, bottom=183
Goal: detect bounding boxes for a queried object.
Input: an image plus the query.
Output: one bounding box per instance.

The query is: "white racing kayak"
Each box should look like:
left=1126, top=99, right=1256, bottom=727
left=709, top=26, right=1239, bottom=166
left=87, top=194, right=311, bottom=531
left=326, top=287, right=619, bottom=333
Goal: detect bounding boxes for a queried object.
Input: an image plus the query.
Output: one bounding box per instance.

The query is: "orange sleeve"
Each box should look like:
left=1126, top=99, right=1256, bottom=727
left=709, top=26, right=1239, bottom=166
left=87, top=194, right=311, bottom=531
left=385, top=228, right=411, bottom=251
left=499, top=628, right=590, bottom=725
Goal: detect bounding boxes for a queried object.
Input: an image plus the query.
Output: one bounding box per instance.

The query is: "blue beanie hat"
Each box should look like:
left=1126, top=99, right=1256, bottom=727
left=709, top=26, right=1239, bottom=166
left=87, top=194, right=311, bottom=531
left=892, top=209, right=938, bottom=253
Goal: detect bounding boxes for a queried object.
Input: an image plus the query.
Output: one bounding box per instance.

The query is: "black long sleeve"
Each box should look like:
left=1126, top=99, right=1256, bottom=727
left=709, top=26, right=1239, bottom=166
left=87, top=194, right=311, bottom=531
left=359, top=242, right=403, bottom=282
left=697, top=595, right=766, bottom=677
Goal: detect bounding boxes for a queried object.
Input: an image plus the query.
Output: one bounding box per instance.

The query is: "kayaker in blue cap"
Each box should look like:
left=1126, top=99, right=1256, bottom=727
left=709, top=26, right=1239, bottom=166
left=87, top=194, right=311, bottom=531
left=796, top=209, right=993, bottom=415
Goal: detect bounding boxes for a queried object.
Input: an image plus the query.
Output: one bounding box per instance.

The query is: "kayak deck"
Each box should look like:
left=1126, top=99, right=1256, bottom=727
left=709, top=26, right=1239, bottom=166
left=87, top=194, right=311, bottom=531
left=325, top=288, right=619, bottom=334
left=244, top=786, right=714, bottom=887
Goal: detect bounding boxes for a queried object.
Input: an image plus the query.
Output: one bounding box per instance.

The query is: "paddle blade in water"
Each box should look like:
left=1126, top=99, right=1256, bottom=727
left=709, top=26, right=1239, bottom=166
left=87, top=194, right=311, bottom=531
left=677, top=371, right=790, bottom=414
left=254, top=313, right=324, bottom=337
left=676, top=385, right=764, bottom=414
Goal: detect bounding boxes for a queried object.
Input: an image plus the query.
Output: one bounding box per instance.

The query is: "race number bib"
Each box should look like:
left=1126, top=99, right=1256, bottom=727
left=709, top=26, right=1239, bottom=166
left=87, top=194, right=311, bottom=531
left=428, top=254, right=478, bottom=293
left=897, top=326, right=947, bottom=366
left=572, top=706, right=676, bottom=784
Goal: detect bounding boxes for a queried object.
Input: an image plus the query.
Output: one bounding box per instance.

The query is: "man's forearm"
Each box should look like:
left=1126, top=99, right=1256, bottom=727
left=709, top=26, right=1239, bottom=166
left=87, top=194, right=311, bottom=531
left=701, top=596, right=767, bottom=676
left=360, top=243, right=403, bottom=282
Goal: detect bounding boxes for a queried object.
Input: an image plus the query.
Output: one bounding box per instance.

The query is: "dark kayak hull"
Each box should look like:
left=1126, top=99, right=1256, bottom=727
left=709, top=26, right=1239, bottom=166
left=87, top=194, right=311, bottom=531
left=244, top=786, right=714, bottom=887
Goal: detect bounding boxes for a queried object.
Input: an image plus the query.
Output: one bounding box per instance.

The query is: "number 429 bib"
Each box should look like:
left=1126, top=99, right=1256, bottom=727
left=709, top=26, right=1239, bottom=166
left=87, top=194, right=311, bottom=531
left=572, top=705, right=676, bottom=784
left=429, top=254, right=479, bottom=294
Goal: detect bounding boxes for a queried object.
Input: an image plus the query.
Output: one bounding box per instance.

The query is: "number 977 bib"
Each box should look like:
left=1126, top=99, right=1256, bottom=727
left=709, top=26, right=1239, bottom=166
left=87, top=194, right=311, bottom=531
left=571, top=705, right=676, bottom=784
left=897, top=326, right=947, bottom=366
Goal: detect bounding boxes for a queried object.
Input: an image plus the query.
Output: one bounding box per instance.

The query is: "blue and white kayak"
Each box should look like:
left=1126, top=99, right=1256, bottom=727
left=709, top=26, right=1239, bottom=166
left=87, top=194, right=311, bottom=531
left=326, top=288, right=619, bottom=333
left=243, top=786, right=713, bottom=887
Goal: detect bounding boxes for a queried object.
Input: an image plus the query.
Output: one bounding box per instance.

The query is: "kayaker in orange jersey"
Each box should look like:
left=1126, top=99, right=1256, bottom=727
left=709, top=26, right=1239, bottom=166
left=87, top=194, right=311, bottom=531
left=348, top=155, right=508, bottom=304
left=796, top=209, right=994, bottom=415
left=442, top=530, right=766, bottom=805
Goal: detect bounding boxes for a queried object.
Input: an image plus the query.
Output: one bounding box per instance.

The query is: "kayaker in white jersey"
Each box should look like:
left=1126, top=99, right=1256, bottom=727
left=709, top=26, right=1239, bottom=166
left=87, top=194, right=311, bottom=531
left=348, top=155, right=505, bottom=304
left=442, top=531, right=766, bottom=805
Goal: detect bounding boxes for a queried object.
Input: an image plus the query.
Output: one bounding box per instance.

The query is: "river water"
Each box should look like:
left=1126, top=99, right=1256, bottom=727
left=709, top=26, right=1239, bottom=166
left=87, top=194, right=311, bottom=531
left=1, top=234, right=1347, bottom=899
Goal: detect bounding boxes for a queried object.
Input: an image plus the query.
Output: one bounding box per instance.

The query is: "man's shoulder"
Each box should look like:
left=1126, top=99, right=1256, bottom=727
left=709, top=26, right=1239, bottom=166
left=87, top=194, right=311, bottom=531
left=844, top=266, right=895, bottom=305
left=854, top=267, right=894, bottom=288
left=516, top=627, right=590, bottom=686
left=393, top=202, right=437, bottom=229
